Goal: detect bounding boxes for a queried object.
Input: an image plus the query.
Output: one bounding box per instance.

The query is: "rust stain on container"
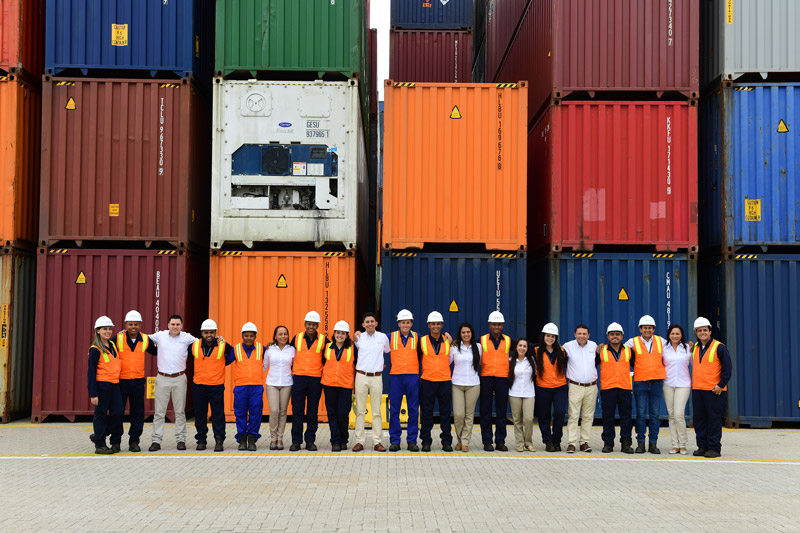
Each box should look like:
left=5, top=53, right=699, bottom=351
left=390, top=30, right=473, bottom=83
left=0, top=0, right=45, bottom=77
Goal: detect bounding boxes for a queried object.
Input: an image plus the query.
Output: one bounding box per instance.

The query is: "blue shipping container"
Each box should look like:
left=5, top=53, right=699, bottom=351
left=700, top=83, right=800, bottom=249
left=45, top=0, right=212, bottom=81
left=391, top=0, right=473, bottom=29
left=700, top=254, right=800, bottom=426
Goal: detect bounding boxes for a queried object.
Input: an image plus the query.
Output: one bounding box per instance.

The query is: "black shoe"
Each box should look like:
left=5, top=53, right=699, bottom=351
left=177, top=442, right=186, bottom=451
left=389, top=443, right=401, bottom=452
left=148, top=443, right=160, bottom=452
left=545, top=441, right=556, bottom=453
left=110, top=444, right=121, bottom=454
left=247, top=435, right=257, bottom=451
left=649, top=442, right=661, bottom=454
left=704, top=450, right=721, bottom=458
left=621, top=440, right=634, bottom=454
left=238, top=438, right=247, bottom=451
left=196, top=442, right=207, bottom=451
left=95, top=446, right=114, bottom=455
left=89, top=433, right=96, bottom=444
left=442, top=444, right=453, bottom=452
left=306, top=443, right=317, bottom=451
left=331, top=444, right=341, bottom=452
left=214, top=438, right=224, bottom=452
left=289, top=443, right=301, bottom=451
left=129, top=442, right=141, bottom=453
left=407, top=443, right=419, bottom=452
left=554, top=443, right=562, bottom=452
left=496, top=444, right=508, bottom=452
left=602, top=445, right=613, bottom=453
left=421, top=444, right=431, bottom=452
left=635, top=442, right=646, bottom=454
left=483, top=444, right=494, bottom=452
left=693, top=447, right=707, bottom=457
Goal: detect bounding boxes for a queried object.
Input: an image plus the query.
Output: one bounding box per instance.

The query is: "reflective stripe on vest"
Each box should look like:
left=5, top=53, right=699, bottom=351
left=633, top=335, right=662, bottom=356
left=481, top=334, right=510, bottom=355
left=192, top=339, right=226, bottom=359
left=693, top=339, right=720, bottom=363
left=421, top=336, right=450, bottom=356
left=392, top=331, right=416, bottom=350
left=325, top=345, right=353, bottom=362
left=295, top=334, right=325, bottom=353
left=601, top=345, right=631, bottom=362
left=116, top=332, right=149, bottom=354
left=236, top=342, right=263, bottom=361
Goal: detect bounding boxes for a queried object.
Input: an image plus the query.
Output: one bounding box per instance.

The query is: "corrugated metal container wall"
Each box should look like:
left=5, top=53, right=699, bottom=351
left=40, top=78, right=210, bottom=249
left=0, top=0, right=45, bottom=76
left=369, top=28, right=377, bottom=117
left=701, top=0, right=800, bottom=89
left=382, top=82, right=528, bottom=250
left=529, top=101, right=699, bottom=252
left=391, top=0, right=473, bottom=29
left=45, top=0, right=213, bottom=82
left=700, top=83, right=800, bottom=250
left=31, top=249, right=208, bottom=422
left=485, top=0, right=529, bottom=84
left=472, top=36, right=485, bottom=83
left=209, top=251, right=358, bottom=421
left=497, top=0, right=700, bottom=124
left=0, top=248, right=35, bottom=422
left=389, top=30, right=472, bottom=83
left=0, top=75, right=40, bottom=247
left=473, top=0, right=486, bottom=51
left=700, top=254, right=800, bottom=425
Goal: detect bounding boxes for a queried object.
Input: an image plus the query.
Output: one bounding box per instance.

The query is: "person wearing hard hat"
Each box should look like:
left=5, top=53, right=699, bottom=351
left=387, top=309, right=421, bottom=452
left=416, top=311, right=454, bottom=452
left=87, top=316, right=123, bottom=454
left=534, top=323, right=568, bottom=453
left=232, top=322, right=267, bottom=451
left=691, top=317, right=732, bottom=458
left=322, top=321, right=358, bottom=452
left=479, top=311, right=512, bottom=452
left=290, top=310, right=329, bottom=452
left=595, top=322, right=635, bottom=454
left=352, top=312, right=391, bottom=452
left=263, top=325, right=295, bottom=450
left=188, top=319, right=234, bottom=452
left=564, top=324, right=599, bottom=454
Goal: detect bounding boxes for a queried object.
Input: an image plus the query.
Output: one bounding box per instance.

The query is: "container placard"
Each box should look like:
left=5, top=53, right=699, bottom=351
left=745, top=199, right=761, bottom=221
left=146, top=377, right=156, bottom=399
left=112, top=24, right=128, bottom=46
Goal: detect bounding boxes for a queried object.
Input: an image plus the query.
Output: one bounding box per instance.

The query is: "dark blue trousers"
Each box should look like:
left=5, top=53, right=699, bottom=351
left=535, top=384, right=568, bottom=445
left=291, top=375, right=322, bottom=445
left=193, top=383, right=226, bottom=443
left=420, top=379, right=452, bottom=446
left=601, top=388, right=633, bottom=446
left=93, top=381, right=123, bottom=447
left=323, top=385, right=352, bottom=445
left=479, top=376, right=509, bottom=446
left=388, top=373, right=420, bottom=444
left=693, top=390, right=726, bottom=453
left=119, top=378, right=145, bottom=444
left=233, top=385, right=263, bottom=442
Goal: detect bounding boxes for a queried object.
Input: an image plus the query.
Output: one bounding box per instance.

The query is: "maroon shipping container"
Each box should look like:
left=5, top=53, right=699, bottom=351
left=31, top=248, right=208, bottom=423
left=40, top=78, right=210, bottom=249
left=497, top=0, right=700, bottom=124
left=389, top=30, right=472, bottom=83
left=369, top=27, right=377, bottom=117
left=485, top=0, right=530, bottom=84
left=529, top=101, right=698, bottom=252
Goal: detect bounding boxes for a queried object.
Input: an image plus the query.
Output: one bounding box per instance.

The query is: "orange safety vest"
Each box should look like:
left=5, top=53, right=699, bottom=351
left=94, top=343, right=121, bottom=384
left=192, top=340, right=228, bottom=386
left=420, top=335, right=451, bottom=382
left=390, top=331, right=419, bottom=375
left=692, top=340, right=727, bottom=391
left=632, top=335, right=667, bottom=381
left=480, top=334, right=511, bottom=377
left=535, top=347, right=567, bottom=388
left=321, top=345, right=355, bottom=389
left=115, top=332, right=149, bottom=380
left=598, top=345, right=632, bottom=391
left=292, top=333, right=326, bottom=377
left=233, top=342, right=264, bottom=386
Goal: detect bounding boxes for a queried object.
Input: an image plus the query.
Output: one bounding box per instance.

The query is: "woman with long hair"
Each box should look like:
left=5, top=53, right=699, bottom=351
left=87, top=316, right=123, bottom=454
left=508, top=338, right=536, bottom=452
left=662, top=324, right=692, bottom=455
left=450, top=322, right=482, bottom=452
left=321, top=321, right=358, bottom=452
left=263, top=325, right=296, bottom=450
left=535, top=323, right=568, bottom=452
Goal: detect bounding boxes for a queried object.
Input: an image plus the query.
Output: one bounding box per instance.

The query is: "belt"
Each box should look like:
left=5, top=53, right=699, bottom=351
left=357, top=369, right=382, bottom=377
left=569, top=379, right=597, bottom=387
left=158, top=371, right=186, bottom=378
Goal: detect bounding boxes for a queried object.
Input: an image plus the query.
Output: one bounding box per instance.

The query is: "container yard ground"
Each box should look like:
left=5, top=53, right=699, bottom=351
left=1, top=421, right=799, bottom=531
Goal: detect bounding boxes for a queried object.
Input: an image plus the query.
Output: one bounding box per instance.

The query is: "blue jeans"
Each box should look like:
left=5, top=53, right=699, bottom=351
left=388, top=374, right=420, bottom=444
left=233, top=385, right=264, bottom=442
left=633, top=380, right=664, bottom=443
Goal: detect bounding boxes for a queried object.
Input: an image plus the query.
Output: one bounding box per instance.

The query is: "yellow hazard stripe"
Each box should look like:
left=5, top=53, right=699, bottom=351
left=157, top=250, right=176, bottom=255
left=736, top=254, right=757, bottom=259
left=491, top=253, right=515, bottom=258
left=160, top=83, right=180, bottom=89
left=735, top=87, right=754, bottom=91
left=0, top=76, right=8, bottom=82
left=323, top=252, right=344, bottom=257
left=49, top=249, right=68, bottom=254
left=393, top=82, right=415, bottom=87
left=392, top=252, right=417, bottom=257
left=56, top=81, right=75, bottom=86
left=496, top=83, right=518, bottom=88
left=653, top=253, right=675, bottom=258
left=572, top=253, right=594, bottom=258
left=220, top=251, right=242, bottom=256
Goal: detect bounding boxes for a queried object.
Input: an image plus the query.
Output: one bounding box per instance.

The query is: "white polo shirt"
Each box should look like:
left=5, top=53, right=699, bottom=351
left=149, top=330, right=197, bottom=374
left=563, top=339, right=598, bottom=384
left=354, top=330, right=391, bottom=373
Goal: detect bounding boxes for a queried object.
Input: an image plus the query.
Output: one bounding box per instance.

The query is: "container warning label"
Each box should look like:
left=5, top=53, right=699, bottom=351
left=618, top=287, right=629, bottom=301
left=449, top=300, right=459, bottom=312
left=1, top=304, right=8, bottom=348
left=778, top=119, right=789, bottom=133
left=745, top=199, right=761, bottom=221
left=112, top=24, right=128, bottom=46
left=726, top=0, right=733, bottom=24
left=293, top=162, right=307, bottom=176
left=276, top=274, right=288, bottom=288
left=450, top=105, right=462, bottom=119
left=146, top=377, right=156, bottom=399
left=75, top=271, right=86, bottom=284
left=109, top=203, right=119, bottom=217
left=65, top=97, right=76, bottom=111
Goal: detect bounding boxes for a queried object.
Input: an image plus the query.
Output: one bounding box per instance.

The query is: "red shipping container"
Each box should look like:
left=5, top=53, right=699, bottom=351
left=497, top=0, right=700, bottom=124
left=529, top=101, right=698, bottom=252
left=390, top=30, right=472, bottom=83
left=39, top=78, right=210, bottom=249
left=0, top=0, right=45, bottom=77
left=485, top=0, right=530, bottom=84
left=31, top=248, right=208, bottom=423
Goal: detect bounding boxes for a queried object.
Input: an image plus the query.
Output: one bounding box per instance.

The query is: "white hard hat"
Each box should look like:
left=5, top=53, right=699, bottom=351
left=124, top=310, right=142, bottom=323
left=241, top=322, right=258, bottom=334
left=542, top=322, right=559, bottom=336
left=333, top=320, right=350, bottom=333
left=488, top=311, right=505, bottom=323
left=304, top=310, right=321, bottom=323
left=694, top=317, right=712, bottom=330
left=94, top=316, right=114, bottom=328
left=426, top=311, right=444, bottom=323
left=638, top=315, right=656, bottom=327
left=200, top=319, right=218, bottom=331
left=606, top=322, right=624, bottom=334
left=396, top=309, right=414, bottom=321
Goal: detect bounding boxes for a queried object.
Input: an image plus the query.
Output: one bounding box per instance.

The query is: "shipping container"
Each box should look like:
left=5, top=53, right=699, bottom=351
left=369, top=28, right=378, bottom=118
left=485, top=0, right=529, bottom=84
left=473, top=0, right=486, bottom=51
left=497, top=0, right=700, bottom=124
left=45, top=0, right=213, bottom=82
left=391, top=0, right=473, bottom=29
left=0, top=247, right=35, bottom=422
left=210, top=79, right=367, bottom=252
left=700, top=83, right=800, bottom=250
left=390, top=30, right=472, bottom=83
left=472, top=34, right=485, bottom=83
left=701, top=0, right=800, bottom=89
left=700, top=254, right=800, bottom=426
left=382, top=81, right=527, bottom=250
left=31, top=248, right=208, bottom=423
left=209, top=251, right=359, bottom=421
left=0, top=0, right=45, bottom=77
left=0, top=74, right=40, bottom=247
left=40, top=78, right=210, bottom=249
left=529, top=101, right=699, bottom=252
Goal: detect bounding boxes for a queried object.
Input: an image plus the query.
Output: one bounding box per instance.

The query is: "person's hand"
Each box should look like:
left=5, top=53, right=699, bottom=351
left=90, top=397, right=99, bottom=406
left=354, top=331, right=361, bottom=341
left=596, top=344, right=605, bottom=354
left=688, top=341, right=695, bottom=351
left=216, top=336, right=225, bottom=344
left=444, top=332, right=453, bottom=342
left=712, top=385, right=723, bottom=395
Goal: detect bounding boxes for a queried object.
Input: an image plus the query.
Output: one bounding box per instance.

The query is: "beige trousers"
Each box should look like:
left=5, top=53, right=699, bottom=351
left=152, top=373, right=187, bottom=444
left=354, top=373, right=384, bottom=445
left=567, top=384, right=598, bottom=446
left=266, top=385, right=292, bottom=442
left=663, top=385, right=691, bottom=448
left=509, top=396, right=535, bottom=450
left=451, top=384, right=480, bottom=446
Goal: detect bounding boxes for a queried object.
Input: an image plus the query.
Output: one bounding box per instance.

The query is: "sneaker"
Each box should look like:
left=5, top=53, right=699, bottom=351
left=389, top=443, right=401, bottom=452
left=524, top=445, right=536, bottom=452
left=407, top=443, right=419, bottom=452
left=580, top=443, right=592, bottom=453
left=566, top=445, right=576, bottom=454
left=177, top=442, right=186, bottom=451
left=276, top=441, right=284, bottom=450
left=704, top=450, right=721, bottom=458
left=483, top=444, right=494, bottom=452
left=693, top=448, right=707, bottom=457
left=269, top=441, right=277, bottom=450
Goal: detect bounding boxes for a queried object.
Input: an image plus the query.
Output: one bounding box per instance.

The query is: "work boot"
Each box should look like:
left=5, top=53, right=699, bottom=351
left=704, top=450, right=721, bottom=458
left=95, top=446, right=114, bottom=455
left=289, top=443, right=301, bottom=451
left=635, top=442, right=646, bottom=454
left=214, top=437, right=224, bottom=452
left=421, top=444, right=431, bottom=452
left=545, top=440, right=556, bottom=453
left=483, top=444, right=494, bottom=452
left=89, top=433, right=96, bottom=444
left=148, top=443, right=160, bottom=452
left=621, top=439, right=634, bottom=454
left=247, top=435, right=257, bottom=451
left=389, top=443, right=401, bottom=452
left=693, top=448, right=707, bottom=457
left=602, top=444, right=613, bottom=453
left=238, top=437, right=247, bottom=451
left=648, top=442, right=661, bottom=454
left=129, top=441, right=141, bottom=453
left=110, top=444, right=121, bottom=454
left=196, top=442, right=207, bottom=451
left=407, top=443, right=419, bottom=452
left=496, top=444, right=508, bottom=452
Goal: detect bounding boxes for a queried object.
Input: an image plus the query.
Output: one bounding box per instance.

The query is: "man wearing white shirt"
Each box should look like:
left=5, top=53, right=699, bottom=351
left=352, top=312, right=391, bottom=452
left=563, top=324, right=598, bottom=454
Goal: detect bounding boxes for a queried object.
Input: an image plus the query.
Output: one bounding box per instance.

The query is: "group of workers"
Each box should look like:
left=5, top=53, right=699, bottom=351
left=87, top=309, right=732, bottom=458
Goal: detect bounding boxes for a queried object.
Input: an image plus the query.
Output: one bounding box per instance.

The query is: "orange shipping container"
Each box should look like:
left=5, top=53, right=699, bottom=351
left=382, top=81, right=528, bottom=251
left=0, top=74, right=40, bottom=246
left=208, top=251, right=359, bottom=422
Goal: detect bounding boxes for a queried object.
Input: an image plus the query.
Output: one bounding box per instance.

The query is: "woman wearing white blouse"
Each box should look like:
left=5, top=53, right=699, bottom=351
left=662, top=324, right=693, bottom=455
left=450, top=323, right=482, bottom=452
left=263, top=325, right=296, bottom=450
left=508, top=338, right=536, bottom=452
